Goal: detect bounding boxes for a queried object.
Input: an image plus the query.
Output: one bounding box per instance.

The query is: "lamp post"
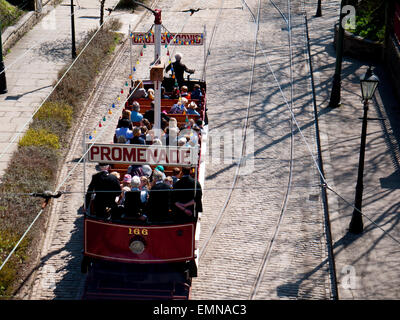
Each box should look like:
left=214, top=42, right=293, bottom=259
left=349, top=66, right=379, bottom=234
left=328, top=0, right=347, bottom=108
left=0, top=20, right=7, bottom=94
left=316, top=0, right=322, bottom=17
left=70, top=0, right=77, bottom=59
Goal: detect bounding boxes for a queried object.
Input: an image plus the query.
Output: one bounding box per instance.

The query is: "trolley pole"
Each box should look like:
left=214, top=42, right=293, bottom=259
left=153, top=9, right=162, bottom=138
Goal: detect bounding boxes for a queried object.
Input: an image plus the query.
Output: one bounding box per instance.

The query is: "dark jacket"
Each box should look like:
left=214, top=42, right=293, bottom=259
left=85, top=170, right=121, bottom=218
left=146, top=181, right=172, bottom=223
left=123, top=190, right=144, bottom=218
left=172, top=175, right=203, bottom=220
left=166, top=61, right=194, bottom=88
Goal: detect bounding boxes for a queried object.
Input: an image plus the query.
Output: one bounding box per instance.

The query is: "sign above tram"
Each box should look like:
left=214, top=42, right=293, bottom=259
left=131, top=32, right=204, bottom=45
left=86, top=143, right=199, bottom=166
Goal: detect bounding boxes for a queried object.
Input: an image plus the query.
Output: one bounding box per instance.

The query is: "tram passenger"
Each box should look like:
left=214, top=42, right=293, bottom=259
left=165, top=53, right=195, bottom=89
left=186, top=101, right=200, bottom=116
left=147, top=88, right=155, bottom=100
left=180, top=86, right=190, bottom=99
left=190, top=84, right=203, bottom=100
left=130, top=80, right=147, bottom=101
left=116, top=110, right=133, bottom=129
left=164, top=176, right=174, bottom=189
left=130, top=127, right=146, bottom=145
left=146, top=170, right=172, bottom=223
left=171, top=168, right=181, bottom=184
left=85, top=163, right=121, bottom=219
left=122, top=176, right=147, bottom=221
left=130, top=101, right=143, bottom=124
left=127, top=164, right=144, bottom=177
left=161, top=86, right=170, bottom=99
left=115, top=119, right=133, bottom=144
left=172, top=167, right=202, bottom=221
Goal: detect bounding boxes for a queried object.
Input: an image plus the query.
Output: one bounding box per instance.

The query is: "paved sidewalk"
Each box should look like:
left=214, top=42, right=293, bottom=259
left=0, top=0, right=134, bottom=177
left=305, top=0, right=400, bottom=299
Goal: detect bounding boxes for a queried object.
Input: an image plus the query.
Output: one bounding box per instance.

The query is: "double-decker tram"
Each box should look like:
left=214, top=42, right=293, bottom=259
left=80, top=7, right=207, bottom=300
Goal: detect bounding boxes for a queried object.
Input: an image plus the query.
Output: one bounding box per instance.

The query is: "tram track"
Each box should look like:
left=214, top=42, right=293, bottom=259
left=197, top=0, right=297, bottom=299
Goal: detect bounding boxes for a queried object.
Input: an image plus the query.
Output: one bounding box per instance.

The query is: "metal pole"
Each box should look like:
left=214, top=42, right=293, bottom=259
left=154, top=9, right=162, bottom=137
left=0, top=20, right=7, bottom=94
left=203, top=24, right=206, bottom=82
left=349, top=99, right=369, bottom=234
left=328, top=0, right=346, bottom=108
left=71, top=0, right=77, bottom=59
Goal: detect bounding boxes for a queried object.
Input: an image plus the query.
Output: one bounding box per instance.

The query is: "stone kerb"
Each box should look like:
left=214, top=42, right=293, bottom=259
left=333, top=23, right=384, bottom=62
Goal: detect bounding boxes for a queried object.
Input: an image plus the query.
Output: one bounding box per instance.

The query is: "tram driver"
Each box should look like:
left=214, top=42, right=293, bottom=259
left=165, top=53, right=195, bottom=89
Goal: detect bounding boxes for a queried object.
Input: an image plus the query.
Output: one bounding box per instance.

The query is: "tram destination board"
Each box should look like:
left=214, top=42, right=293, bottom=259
left=86, top=143, right=199, bottom=166
left=131, top=32, right=204, bottom=45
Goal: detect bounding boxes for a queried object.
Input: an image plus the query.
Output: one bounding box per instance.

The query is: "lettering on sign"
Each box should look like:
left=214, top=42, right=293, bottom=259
left=86, top=143, right=198, bottom=166
left=131, top=32, right=204, bottom=45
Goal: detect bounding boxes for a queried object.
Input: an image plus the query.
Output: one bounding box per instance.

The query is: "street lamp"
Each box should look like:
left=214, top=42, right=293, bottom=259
left=349, top=66, right=379, bottom=234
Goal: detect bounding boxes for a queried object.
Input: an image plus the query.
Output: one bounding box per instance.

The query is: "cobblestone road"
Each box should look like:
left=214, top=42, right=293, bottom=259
left=24, top=0, right=334, bottom=299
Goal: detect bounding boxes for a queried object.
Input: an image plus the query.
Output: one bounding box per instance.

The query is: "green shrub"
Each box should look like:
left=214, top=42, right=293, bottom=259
left=34, top=101, right=73, bottom=127
left=0, top=0, right=24, bottom=28
left=18, top=129, right=60, bottom=149
left=347, top=0, right=386, bottom=42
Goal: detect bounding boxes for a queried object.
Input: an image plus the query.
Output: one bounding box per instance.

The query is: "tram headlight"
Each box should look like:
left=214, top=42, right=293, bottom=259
left=129, top=240, right=145, bottom=255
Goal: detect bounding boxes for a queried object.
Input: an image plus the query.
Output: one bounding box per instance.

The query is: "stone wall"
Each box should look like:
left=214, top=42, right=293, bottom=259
left=333, top=23, right=384, bottom=62
left=385, top=36, right=400, bottom=102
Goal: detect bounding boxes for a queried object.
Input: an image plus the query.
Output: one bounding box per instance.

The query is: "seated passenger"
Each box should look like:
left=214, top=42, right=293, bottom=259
left=146, top=170, right=172, bottom=222
left=122, top=176, right=147, bottom=221
left=172, top=167, right=202, bottom=221
left=85, top=163, right=121, bottom=219
left=130, top=101, right=143, bottom=124
left=170, top=87, right=180, bottom=99
left=143, top=101, right=170, bottom=124
left=127, top=164, right=144, bottom=177
left=170, top=98, right=188, bottom=114
left=164, top=176, right=174, bottom=189
left=130, top=127, right=146, bottom=145
left=180, top=85, right=191, bottom=99
left=171, top=167, right=181, bottom=184
left=186, top=101, right=200, bottom=116
left=130, top=80, right=147, bottom=100
left=117, top=110, right=133, bottom=129
left=115, top=119, right=133, bottom=144
left=190, top=84, right=203, bottom=100
left=161, top=86, right=170, bottom=99
left=147, top=88, right=155, bottom=100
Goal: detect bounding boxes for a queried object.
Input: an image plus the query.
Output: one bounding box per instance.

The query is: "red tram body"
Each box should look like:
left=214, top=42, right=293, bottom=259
left=81, top=77, right=207, bottom=300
